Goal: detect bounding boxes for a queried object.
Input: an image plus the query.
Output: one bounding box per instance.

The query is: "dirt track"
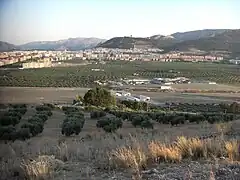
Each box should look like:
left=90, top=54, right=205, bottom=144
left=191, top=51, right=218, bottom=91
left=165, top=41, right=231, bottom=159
left=0, top=87, right=239, bottom=104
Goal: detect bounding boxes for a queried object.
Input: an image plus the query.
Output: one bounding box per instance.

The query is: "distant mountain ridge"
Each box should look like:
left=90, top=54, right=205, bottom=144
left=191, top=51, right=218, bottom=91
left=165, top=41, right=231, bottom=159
left=97, top=29, right=233, bottom=50
left=0, top=29, right=239, bottom=55
left=19, top=37, right=106, bottom=51
left=0, top=41, right=19, bottom=52
left=171, top=29, right=229, bottom=41
left=165, top=29, right=240, bottom=55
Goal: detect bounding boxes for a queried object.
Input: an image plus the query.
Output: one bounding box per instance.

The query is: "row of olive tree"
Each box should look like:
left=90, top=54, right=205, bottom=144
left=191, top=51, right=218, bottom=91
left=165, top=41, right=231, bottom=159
left=61, top=107, right=85, bottom=136
left=0, top=104, right=52, bottom=142
left=0, top=104, right=27, bottom=126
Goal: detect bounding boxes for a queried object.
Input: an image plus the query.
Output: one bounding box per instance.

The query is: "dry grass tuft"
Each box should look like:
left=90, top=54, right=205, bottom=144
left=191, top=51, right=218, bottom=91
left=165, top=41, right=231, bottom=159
left=224, top=140, right=240, bottom=162
left=110, top=143, right=146, bottom=179
left=148, top=141, right=182, bottom=163
left=176, top=136, right=205, bottom=159
left=215, top=122, right=232, bottom=134
left=21, top=155, right=63, bottom=180
left=57, top=141, right=69, bottom=162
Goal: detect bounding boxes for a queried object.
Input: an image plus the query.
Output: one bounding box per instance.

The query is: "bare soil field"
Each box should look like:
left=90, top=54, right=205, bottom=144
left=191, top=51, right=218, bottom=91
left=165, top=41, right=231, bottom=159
left=1, top=106, right=240, bottom=180
left=0, top=87, right=89, bottom=104
left=0, top=87, right=239, bottom=105
left=172, top=83, right=240, bottom=91
left=121, top=83, right=240, bottom=92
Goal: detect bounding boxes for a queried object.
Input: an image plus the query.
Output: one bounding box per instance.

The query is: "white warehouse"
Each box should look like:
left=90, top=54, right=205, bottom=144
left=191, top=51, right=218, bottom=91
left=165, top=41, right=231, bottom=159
left=160, top=86, right=172, bottom=90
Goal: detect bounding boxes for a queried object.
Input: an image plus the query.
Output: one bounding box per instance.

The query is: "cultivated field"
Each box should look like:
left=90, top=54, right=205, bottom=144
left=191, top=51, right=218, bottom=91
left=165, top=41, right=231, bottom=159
left=1, top=105, right=240, bottom=180
left=0, top=61, right=240, bottom=87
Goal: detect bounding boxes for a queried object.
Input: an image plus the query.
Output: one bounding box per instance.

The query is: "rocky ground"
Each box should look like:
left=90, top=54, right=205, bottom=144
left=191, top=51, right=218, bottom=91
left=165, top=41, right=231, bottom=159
left=51, top=160, right=240, bottom=180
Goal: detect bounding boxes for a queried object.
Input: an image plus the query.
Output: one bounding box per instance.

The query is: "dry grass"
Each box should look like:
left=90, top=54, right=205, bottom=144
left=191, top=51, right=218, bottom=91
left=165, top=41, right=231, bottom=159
left=148, top=141, right=182, bottom=163
left=20, top=155, right=63, bottom=180
left=109, top=135, right=240, bottom=171
left=224, top=140, right=240, bottom=162
left=110, top=143, right=146, bottom=173
left=175, top=136, right=206, bottom=159
left=109, top=141, right=147, bottom=180
left=57, top=141, right=69, bottom=162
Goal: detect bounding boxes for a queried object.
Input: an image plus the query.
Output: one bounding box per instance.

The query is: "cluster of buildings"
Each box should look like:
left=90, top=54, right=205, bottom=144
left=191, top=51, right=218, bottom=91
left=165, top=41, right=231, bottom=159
left=0, top=47, right=232, bottom=69
left=78, top=48, right=224, bottom=62
left=95, top=77, right=192, bottom=91
left=0, top=50, right=76, bottom=68
left=113, top=91, right=151, bottom=102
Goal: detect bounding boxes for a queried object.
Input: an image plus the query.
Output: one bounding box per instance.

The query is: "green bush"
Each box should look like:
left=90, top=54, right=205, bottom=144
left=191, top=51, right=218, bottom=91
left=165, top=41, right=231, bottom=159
left=22, top=122, right=44, bottom=137
left=62, top=106, right=79, bottom=114
left=0, top=126, right=16, bottom=138
left=140, top=120, right=153, bottom=129
left=36, top=105, right=52, bottom=112
left=66, top=112, right=84, bottom=119
left=6, top=110, right=22, bottom=119
left=61, top=117, right=85, bottom=136
left=84, top=87, right=116, bottom=107
left=10, top=104, right=27, bottom=109
left=43, top=103, right=55, bottom=110
left=0, top=115, right=20, bottom=126
left=90, top=111, right=106, bottom=119
left=14, top=107, right=27, bottom=115
left=17, top=128, right=31, bottom=140
left=0, top=126, right=21, bottom=141
left=34, top=113, right=48, bottom=122
left=96, top=117, right=122, bottom=133
left=131, top=114, right=150, bottom=127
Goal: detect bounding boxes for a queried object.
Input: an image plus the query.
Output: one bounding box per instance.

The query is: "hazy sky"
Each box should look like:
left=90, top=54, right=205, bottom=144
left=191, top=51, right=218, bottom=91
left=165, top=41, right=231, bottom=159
left=0, top=0, right=239, bottom=45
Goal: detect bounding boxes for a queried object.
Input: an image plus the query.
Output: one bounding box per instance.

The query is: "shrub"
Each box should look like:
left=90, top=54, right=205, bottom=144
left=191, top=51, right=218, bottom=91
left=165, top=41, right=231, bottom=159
left=131, top=115, right=144, bottom=127
left=14, top=107, right=27, bottom=115
left=17, top=128, right=31, bottom=140
left=36, top=105, right=51, bottom=112
left=66, top=112, right=84, bottom=119
left=140, top=120, right=153, bottom=129
left=28, top=117, right=45, bottom=124
left=10, top=104, right=27, bottom=109
left=84, top=87, right=116, bottom=107
left=0, top=115, right=20, bottom=126
left=62, top=106, right=79, bottom=114
left=43, top=103, right=55, bottom=110
left=0, top=126, right=16, bottom=139
left=96, top=117, right=122, bottom=133
left=170, top=116, right=185, bottom=126
left=22, top=122, right=44, bottom=137
left=0, top=126, right=26, bottom=141
left=6, top=110, right=22, bottom=119
left=90, top=111, right=106, bottom=119
left=34, top=113, right=48, bottom=122
left=96, top=118, right=110, bottom=128
left=61, top=117, right=85, bottom=136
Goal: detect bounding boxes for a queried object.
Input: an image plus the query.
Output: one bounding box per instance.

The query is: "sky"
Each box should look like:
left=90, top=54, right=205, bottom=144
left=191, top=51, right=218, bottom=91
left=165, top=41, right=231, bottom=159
left=0, top=0, right=239, bottom=45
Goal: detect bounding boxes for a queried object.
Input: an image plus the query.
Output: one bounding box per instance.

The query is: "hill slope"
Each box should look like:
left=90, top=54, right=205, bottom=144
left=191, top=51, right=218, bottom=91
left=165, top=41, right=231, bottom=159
left=171, top=29, right=229, bottom=41
left=97, top=36, right=180, bottom=49
left=97, top=29, right=232, bottom=50
left=166, top=30, right=240, bottom=55
left=97, top=37, right=155, bottom=49
left=0, top=41, right=19, bottom=52
left=19, top=37, right=106, bottom=51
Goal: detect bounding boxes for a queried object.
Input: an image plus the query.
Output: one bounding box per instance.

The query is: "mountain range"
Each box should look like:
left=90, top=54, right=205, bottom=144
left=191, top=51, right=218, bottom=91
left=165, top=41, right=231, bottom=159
left=0, top=37, right=106, bottom=52
left=1, top=29, right=240, bottom=56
